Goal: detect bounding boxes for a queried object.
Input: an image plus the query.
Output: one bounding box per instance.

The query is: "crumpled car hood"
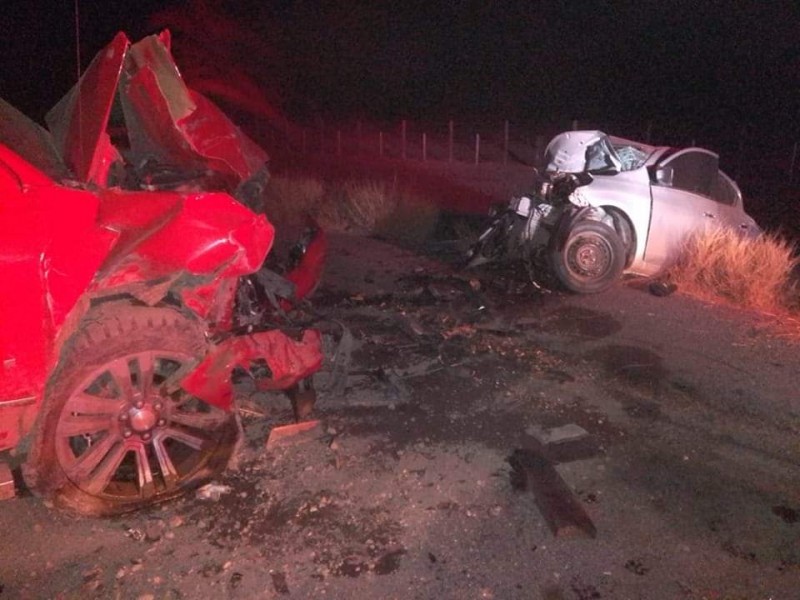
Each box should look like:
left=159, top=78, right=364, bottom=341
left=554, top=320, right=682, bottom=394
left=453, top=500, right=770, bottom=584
left=45, top=30, right=268, bottom=189
left=545, top=131, right=654, bottom=175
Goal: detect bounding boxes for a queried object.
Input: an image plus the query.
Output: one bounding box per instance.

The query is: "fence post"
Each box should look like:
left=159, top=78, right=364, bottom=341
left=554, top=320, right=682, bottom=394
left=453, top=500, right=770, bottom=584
left=645, top=121, right=653, bottom=144
left=474, top=133, right=480, bottom=165
left=571, top=119, right=579, bottom=131
left=448, top=119, right=454, bottom=163
left=422, top=132, right=427, bottom=162
left=401, top=120, right=407, bottom=160
left=379, top=131, right=384, bottom=157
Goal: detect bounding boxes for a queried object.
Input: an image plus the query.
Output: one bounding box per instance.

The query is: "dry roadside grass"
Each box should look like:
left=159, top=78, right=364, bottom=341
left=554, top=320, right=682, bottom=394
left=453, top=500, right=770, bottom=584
left=263, top=173, right=439, bottom=243
left=666, top=228, right=799, bottom=316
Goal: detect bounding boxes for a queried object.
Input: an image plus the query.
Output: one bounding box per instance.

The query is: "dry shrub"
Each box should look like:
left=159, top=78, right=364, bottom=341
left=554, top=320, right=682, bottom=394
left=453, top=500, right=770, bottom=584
left=337, top=180, right=398, bottom=230
left=667, top=227, right=799, bottom=313
left=263, top=175, right=325, bottom=226
left=263, top=174, right=439, bottom=241
left=374, top=189, right=440, bottom=243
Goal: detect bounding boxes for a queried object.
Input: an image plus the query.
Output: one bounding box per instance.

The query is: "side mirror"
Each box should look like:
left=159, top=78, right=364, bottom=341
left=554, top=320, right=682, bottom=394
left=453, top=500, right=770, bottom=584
left=654, top=165, right=674, bottom=186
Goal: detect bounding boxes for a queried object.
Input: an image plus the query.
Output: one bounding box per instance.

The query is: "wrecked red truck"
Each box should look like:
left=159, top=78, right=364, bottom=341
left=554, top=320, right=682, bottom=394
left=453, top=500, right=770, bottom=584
left=0, top=31, right=325, bottom=515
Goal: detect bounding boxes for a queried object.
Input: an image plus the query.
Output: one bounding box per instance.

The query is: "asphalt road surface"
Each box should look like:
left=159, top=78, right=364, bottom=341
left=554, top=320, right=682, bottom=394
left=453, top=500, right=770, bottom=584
left=1, top=233, right=799, bottom=599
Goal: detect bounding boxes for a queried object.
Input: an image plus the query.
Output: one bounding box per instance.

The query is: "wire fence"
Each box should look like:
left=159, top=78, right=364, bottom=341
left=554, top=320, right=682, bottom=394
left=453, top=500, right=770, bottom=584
left=257, top=117, right=800, bottom=188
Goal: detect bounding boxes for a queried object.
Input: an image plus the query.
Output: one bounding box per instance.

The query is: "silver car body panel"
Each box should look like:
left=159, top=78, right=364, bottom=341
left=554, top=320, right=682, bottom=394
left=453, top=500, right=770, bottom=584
left=544, top=132, right=760, bottom=277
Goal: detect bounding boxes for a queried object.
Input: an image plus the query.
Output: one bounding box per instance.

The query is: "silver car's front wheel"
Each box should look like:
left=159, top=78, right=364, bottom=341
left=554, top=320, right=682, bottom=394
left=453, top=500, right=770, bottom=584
left=550, top=220, right=625, bottom=293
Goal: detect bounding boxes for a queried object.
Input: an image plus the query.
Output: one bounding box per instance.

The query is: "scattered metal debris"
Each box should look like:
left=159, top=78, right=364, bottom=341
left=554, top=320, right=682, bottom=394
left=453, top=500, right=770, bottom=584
left=123, top=525, right=146, bottom=541
left=324, top=323, right=354, bottom=399
left=287, top=379, right=317, bottom=421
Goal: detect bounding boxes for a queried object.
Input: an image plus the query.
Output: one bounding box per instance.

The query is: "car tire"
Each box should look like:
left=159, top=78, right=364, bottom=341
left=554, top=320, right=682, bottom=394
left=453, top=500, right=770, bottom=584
left=550, top=220, right=626, bottom=294
left=24, top=304, right=238, bottom=516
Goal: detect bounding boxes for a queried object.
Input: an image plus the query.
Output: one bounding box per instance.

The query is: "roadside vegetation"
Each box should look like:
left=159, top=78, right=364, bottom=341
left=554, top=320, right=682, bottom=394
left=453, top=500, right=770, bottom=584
left=263, top=173, right=439, bottom=243
left=666, top=228, right=799, bottom=315
left=266, top=173, right=800, bottom=319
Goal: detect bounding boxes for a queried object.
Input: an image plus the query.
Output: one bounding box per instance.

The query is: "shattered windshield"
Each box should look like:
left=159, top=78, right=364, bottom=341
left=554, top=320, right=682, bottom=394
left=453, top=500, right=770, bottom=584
left=584, top=138, right=620, bottom=173
left=545, top=131, right=635, bottom=174
left=611, top=143, right=648, bottom=171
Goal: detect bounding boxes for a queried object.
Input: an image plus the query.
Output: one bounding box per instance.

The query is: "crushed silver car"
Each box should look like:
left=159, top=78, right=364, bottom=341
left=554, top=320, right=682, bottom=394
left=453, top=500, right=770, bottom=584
left=466, top=131, right=761, bottom=293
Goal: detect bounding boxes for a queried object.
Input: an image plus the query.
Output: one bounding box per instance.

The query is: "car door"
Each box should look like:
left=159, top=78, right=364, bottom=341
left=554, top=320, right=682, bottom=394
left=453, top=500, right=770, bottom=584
left=0, top=154, right=51, bottom=449
left=645, top=149, right=722, bottom=268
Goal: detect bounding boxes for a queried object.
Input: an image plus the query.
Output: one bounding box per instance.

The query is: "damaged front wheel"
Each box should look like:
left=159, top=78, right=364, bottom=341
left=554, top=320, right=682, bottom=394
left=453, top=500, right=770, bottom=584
left=24, top=305, right=238, bottom=516
left=550, top=220, right=625, bottom=294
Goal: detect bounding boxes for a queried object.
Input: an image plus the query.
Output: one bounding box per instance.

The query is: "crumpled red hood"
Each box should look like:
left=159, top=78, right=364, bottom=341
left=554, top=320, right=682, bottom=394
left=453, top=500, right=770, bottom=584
left=45, top=30, right=268, bottom=189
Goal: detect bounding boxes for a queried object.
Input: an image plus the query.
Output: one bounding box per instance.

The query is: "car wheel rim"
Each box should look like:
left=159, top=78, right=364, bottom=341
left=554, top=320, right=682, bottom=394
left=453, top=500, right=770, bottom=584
left=54, top=350, right=229, bottom=502
left=567, top=234, right=612, bottom=279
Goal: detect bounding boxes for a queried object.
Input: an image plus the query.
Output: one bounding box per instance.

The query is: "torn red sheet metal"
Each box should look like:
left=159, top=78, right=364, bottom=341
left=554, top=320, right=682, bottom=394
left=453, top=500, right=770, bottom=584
left=91, top=189, right=274, bottom=288
left=0, top=28, right=327, bottom=465
left=181, top=329, right=323, bottom=410
left=45, top=32, right=128, bottom=185
left=285, top=222, right=328, bottom=303
left=45, top=30, right=269, bottom=191
left=121, top=32, right=268, bottom=189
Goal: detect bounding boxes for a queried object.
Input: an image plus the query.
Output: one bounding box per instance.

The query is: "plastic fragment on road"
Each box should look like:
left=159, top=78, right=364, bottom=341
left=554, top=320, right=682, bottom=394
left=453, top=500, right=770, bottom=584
left=266, top=419, right=321, bottom=450
left=0, top=462, right=15, bottom=500
left=195, top=482, right=233, bottom=501
left=525, top=423, right=589, bottom=445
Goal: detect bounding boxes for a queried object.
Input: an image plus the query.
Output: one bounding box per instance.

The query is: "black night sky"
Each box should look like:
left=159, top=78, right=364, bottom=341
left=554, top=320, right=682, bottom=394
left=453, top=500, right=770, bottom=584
left=1, top=1, right=798, bottom=143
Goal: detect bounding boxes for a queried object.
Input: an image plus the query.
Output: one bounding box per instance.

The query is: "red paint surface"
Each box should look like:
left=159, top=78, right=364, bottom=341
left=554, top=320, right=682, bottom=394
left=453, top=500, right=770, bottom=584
left=285, top=224, right=328, bottom=302
left=45, top=32, right=128, bottom=186
left=181, top=329, right=323, bottom=410
left=0, top=30, right=325, bottom=453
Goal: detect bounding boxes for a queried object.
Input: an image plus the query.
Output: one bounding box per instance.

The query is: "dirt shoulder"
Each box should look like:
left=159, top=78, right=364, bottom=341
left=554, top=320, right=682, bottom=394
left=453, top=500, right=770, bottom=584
left=2, top=232, right=799, bottom=600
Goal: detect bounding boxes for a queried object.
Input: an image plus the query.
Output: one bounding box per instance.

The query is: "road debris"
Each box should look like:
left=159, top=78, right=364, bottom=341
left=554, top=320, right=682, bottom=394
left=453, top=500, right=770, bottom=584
left=509, top=448, right=597, bottom=539
left=526, top=423, right=590, bottom=446
left=441, top=323, right=477, bottom=339
left=195, top=483, right=234, bottom=502
left=144, top=521, right=165, bottom=542
left=266, top=420, right=322, bottom=450
left=0, top=462, right=14, bottom=500
left=649, top=281, right=678, bottom=297
left=124, top=525, right=146, bottom=541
